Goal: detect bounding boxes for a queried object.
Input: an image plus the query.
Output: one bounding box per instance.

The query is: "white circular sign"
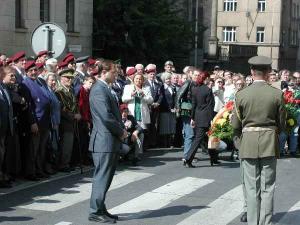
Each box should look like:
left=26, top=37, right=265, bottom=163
left=31, top=22, right=66, bottom=58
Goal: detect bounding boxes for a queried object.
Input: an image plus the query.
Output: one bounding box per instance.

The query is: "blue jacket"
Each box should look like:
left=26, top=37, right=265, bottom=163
left=22, top=77, right=51, bottom=129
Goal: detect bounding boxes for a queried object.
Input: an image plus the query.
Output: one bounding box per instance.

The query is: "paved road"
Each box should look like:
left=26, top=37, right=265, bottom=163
left=0, top=149, right=299, bottom=225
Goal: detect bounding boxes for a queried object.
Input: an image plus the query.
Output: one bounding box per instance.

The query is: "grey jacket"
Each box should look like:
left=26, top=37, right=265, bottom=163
left=89, top=80, right=124, bottom=153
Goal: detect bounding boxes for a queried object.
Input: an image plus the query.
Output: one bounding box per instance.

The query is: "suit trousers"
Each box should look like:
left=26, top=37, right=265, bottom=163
left=59, top=131, right=74, bottom=169
left=240, top=159, right=247, bottom=212
left=186, top=127, right=208, bottom=162
left=242, top=157, right=277, bottom=225
left=90, top=152, right=118, bottom=216
left=0, top=136, right=6, bottom=180
left=26, top=128, right=50, bottom=176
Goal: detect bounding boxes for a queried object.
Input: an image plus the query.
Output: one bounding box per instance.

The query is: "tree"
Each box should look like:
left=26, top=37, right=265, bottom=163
left=93, top=0, right=193, bottom=70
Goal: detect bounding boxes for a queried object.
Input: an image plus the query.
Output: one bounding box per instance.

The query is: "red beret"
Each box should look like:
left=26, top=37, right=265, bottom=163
left=64, top=55, right=75, bottom=64
left=88, top=58, right=96, bottom=66
left=24, top=60, right=36, bottom=71
left=57, top=61, right=68, bottom=69
left=35, top=62, right=45, bottom=70
left=63, top=53, right=75, bottom=62
left=12, top=51, right=26, bottom=62
left=37, top=50, right=48, bottom=57
left=126, top=67, right=136, bottom=76
left=119, top=104, right=128, bottom=112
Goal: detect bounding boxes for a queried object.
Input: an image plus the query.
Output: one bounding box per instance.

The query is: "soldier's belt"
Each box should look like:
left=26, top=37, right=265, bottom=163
left=242, top=127, right=276, bottom=133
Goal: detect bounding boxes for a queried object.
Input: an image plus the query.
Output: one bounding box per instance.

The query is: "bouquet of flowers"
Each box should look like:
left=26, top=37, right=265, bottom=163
left=207, top=101, right=234, bottom=148
left=283, top=89, right=300, bottom=133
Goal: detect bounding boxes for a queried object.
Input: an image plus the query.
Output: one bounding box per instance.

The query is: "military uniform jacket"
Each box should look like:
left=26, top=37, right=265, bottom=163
left=55, top=84, right=78, bottom=131
left=232, top=81, right=286, bottom=159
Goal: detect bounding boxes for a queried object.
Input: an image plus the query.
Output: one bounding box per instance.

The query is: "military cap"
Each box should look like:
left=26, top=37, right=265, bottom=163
left=57, top=61, right=68, bottom=69
left=63, top=53, right=75, bottom=62
left=88, top=58, right=96, bottom=66
left=164, top=60, right=174, bottom=66
left=59, top=68, right=75, bottom=77
left=24, top=60, right=36, bottom=71
left=37, top=50, right=48, bottom=57
left=64, top=55, right=75, bottom=64
left=75, top=55, right=89, bottom=63
left=126, top=67, right=136, bottom=76
left=248, top=56, right=272, bottom=67
left=12, top=51, right=26, bottom=62
left=35, top=62, right=45, bottom=70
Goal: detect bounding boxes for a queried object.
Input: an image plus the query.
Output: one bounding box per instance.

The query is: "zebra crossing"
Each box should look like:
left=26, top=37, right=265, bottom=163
left=15, top=170, right=300, bottom=225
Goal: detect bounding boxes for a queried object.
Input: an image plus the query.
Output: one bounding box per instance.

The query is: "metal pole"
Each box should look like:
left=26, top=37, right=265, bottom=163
left=44, top=25, right=50, bottom=51
left=194, top=0, right=199, bottom=67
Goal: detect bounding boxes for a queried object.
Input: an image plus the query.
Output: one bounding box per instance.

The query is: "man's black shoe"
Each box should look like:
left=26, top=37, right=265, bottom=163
left=88, top=214, right=116, bottom=223
left=104, top=210, right=119, bottom=220
left=240, top=212, right=247, bottom=222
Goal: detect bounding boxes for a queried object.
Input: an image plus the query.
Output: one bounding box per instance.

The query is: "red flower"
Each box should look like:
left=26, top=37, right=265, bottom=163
left=225, top=101, right=234, bottom=111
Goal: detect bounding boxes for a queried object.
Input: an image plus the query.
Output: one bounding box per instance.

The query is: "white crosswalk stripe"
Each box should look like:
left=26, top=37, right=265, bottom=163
left=109, top=177, right=214, bottom=219
left=18, top=171, right=153, bottom=211
left=176, top=185, right=244, bottom=225
left=54, top=222, right=72, bottom=225
left=276, top=201, right=300, bottom=224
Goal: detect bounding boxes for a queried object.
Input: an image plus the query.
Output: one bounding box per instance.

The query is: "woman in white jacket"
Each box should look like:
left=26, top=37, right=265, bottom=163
left=122, top=74, right=153, bottom=130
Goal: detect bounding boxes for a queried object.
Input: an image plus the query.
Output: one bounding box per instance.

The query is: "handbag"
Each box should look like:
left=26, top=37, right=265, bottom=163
left=180, top=102, right=192, bottom=110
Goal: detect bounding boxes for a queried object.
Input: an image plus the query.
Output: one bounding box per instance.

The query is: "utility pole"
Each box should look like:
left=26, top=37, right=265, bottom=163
left=208, top=0, right=218, bottom=58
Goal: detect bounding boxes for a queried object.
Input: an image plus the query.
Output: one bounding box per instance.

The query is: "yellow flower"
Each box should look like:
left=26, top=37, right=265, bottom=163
left=216, top=118, right=226, bottom=126
left=223, top=111, right=230, bottom=119
left=288, top=119, right=295, bottom=126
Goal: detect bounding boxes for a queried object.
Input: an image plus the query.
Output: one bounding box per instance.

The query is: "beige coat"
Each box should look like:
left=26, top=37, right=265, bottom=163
left=232, top=81, right=286, bottom=158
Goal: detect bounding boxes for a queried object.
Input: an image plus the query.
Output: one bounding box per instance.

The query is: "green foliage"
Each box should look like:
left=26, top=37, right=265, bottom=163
left=93, top=0, right=193, bottom=68
left=212, top=121, right=234, bottom=141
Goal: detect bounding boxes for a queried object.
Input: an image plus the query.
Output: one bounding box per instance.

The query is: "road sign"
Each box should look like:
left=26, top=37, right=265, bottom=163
left=31, top=22, right=66, bottom=58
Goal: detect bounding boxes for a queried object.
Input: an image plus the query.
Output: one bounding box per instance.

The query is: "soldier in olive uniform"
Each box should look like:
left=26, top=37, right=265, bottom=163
left=55, top=69, right=81, bottom=172
left=232, top=56, right=286, bottom=225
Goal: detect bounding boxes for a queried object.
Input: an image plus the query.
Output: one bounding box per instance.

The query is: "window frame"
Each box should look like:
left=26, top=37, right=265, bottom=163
left=40, top=0, right=50, bottom=23
left=257, top=0, right=266, bottom=12
left=66, top=0, right=75, bottom=32
left=256, top=27, right=265, bottom=43
left=223, top=26, right=237, bottom=42
left=223, top=0, right=237, bottom=12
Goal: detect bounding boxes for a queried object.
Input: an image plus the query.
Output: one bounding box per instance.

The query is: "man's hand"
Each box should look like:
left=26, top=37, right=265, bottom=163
left=31, top=123, right=39, bottom=135
left=74, top=113, right=81, bottom=121
left=120, top=130, right=128, bottom=140
left=131, top=131, right=139, bottom=142
left=131, top=90, right=137, bottom=97
left=190, top=119, right=195, bottom=128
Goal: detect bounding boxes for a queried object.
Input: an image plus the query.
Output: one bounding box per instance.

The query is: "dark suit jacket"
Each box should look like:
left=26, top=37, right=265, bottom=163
left=89, top=80, right=124, bottom=153
left=191, top=84, right=215, bottom=128
left=160, top=85, right=176, bottom=113
left=144, top=80, right=162, bottom=103
left=0, top=84, right=13, bottom=136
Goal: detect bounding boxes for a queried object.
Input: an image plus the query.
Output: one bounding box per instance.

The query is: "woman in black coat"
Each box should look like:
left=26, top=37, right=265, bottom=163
left=183, top=70, right=216, bottom=167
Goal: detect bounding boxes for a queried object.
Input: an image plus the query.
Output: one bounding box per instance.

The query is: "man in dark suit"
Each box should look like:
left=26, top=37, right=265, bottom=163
left=184, top=70, right=215, bottom=167
left=144, top=64, right=162, bottom=148
left=88, top=60, right=127, bottom=223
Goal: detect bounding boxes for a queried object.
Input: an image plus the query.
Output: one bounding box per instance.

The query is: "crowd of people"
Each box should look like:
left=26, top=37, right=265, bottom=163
left=0, top=50, right=298, bottom=189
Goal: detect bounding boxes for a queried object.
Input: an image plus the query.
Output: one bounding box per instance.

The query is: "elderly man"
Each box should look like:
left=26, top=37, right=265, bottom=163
left=232, top=56, right=286, bottom=225
left=73, top=56, right=89, bottom=96
left=55, top=68, right=81, bottom=172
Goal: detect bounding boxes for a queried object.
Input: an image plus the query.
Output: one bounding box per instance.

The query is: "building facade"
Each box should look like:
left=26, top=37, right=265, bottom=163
left=214, top=0, right=300, bottom=71
left=0, top=0, right=93, bottom=58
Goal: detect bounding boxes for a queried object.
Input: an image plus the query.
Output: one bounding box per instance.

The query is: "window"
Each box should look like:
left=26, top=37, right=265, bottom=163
left=223, top=0, right=237, bottom=12
left=40, top=0, right=50, bottom=22
left=223, top=27, right=236, bottom=42
left=258, top=0, right=266, bottom=12
left=15, top=0, right=22, bottom=28
left=66, top=0, right=75, bottom=32
left=256, top=27, right=265, bottom=43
